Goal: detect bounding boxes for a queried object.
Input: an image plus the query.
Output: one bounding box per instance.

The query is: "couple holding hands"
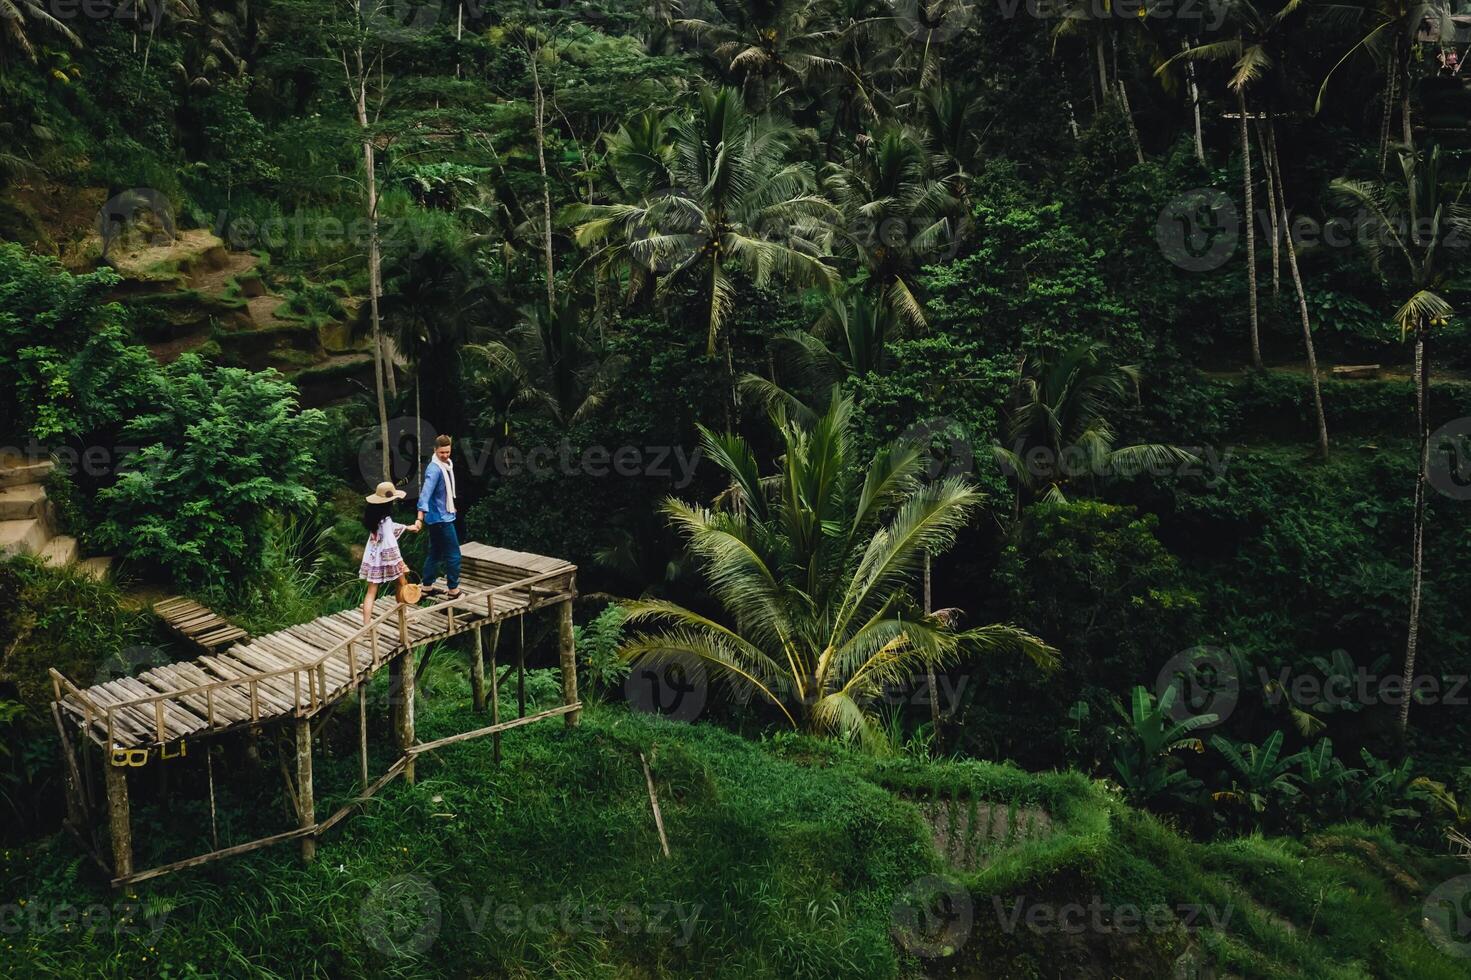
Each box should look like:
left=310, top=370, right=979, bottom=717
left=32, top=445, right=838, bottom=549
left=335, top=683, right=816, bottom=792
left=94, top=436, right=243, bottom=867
left=358, top=434, right=464, bottom=625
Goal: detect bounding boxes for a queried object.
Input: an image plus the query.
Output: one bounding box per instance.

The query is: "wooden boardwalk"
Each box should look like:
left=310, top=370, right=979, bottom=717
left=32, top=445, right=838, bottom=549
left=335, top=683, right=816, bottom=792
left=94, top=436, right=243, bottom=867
left=49, top=541, right=579, bottom=886
left=152, top=596, right=249, bottom=653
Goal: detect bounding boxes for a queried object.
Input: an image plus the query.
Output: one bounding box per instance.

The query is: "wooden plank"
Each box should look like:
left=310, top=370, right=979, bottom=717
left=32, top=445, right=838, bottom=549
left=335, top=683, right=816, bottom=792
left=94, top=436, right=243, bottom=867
left=113, top=825, right=316, bottom=887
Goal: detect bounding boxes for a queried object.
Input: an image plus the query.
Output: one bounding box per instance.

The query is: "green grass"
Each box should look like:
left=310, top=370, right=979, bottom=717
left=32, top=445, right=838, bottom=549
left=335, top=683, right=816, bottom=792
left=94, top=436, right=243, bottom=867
left=4, top=661, right=1468, bottom=979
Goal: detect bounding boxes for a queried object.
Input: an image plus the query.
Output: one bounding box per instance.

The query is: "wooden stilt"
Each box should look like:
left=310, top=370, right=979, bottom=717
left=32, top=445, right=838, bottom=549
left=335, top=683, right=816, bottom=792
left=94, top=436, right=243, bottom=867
left=295, top=717, right=316, bottom=862
left=559, top=598, right=579, bottom=728
left=206, top=747, right=219, bottom=850
left=358, top=684, right=369, bottom=788
left=391, top=651, right=417, bottom=784
left=489, top=623, right=502, bottom=763
left=517, top=616, right=526, bottom=718
left=104, top=762, right=132, bottom=880
left=50, top=703, right=87, bottom=830
left=471, top=625, right=486, bottom=713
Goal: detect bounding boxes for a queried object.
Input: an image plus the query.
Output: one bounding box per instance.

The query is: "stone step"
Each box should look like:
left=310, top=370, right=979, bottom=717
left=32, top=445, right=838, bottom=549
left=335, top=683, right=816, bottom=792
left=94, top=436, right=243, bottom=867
left=41, top=535, right=78, bottom=567
left=0, top=482, right=48, bottom=521
left=0, top=458, right=54, bottom=489
left=0, top=518, right=47, bottom=558
left=78, top=556, right=113, bottom=581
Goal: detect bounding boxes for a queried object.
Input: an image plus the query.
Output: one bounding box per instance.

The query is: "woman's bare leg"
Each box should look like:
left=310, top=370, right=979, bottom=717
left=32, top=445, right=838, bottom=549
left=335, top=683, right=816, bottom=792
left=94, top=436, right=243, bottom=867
left=362, top=581, right=380, bottom=626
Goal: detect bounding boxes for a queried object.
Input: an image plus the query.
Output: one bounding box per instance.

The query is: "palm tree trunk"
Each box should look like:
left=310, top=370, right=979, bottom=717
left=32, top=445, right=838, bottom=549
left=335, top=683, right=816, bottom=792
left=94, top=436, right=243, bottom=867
left=1379, top=51, right=1398, bottom=173
left=1095, top=35, right=1109, bottom=108
left=1184, top=39, right=1205, bottom=167
left=1400, top=323, right=1429, bottom=732
left=1267, top=118, right=1330, bottom=461
left=346, top=46, right=391, bottom=481
left=924, top=553, right=942, bottom=755
left=1400, top=35, right=1415, bottom=154
left=1256, top=118, right=1280, bottom=299
left=1118, top=80, right=1145, bottom=166
left=1238, top=89, right=1262, bottom=370
left=530, top=42, right=556, bottom=314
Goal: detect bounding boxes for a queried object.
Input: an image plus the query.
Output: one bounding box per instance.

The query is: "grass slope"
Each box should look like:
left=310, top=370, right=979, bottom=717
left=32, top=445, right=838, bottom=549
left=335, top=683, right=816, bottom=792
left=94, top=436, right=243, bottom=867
left=3, top=662, right=1468, bottom=979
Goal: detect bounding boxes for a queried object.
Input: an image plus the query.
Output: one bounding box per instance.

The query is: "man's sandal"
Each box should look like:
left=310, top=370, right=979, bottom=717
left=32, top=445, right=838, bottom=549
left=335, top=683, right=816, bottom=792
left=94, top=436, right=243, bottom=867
left=423, top=585, right=447, bottom=597
left=443, top=589, right=463, bottom=600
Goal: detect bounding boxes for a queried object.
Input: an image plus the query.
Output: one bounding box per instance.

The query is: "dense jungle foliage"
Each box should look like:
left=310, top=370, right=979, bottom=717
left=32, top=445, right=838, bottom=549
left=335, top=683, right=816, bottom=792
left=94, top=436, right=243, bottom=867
left=3, top=0, right=1471, bottom=973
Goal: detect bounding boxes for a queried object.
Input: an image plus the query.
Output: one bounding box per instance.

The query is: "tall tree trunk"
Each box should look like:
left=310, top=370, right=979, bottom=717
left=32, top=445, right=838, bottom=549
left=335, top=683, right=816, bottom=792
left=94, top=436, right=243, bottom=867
left=347, top=47, right=391, bottom=481
left=1256, top=118, right=1280, bottom=299
left=530, top=42, right=556, bottom=314
left=1400, top=35, right=1415, bottom=153
left=1095, top=35, right=1109, bottom=108
left=1379, top=49, right=1398, bottom=173
left=1400, top=323, right=1429, bottom=732
left=1118, top=80, right=1146, bottom=166
left=1267, top=118, right=1330, bottom=460
left=924, top=553, right=942, bottom=755
left=1184, top=39, right=1205, bottom=166
left=1238, top=88, right=1263, bottom=369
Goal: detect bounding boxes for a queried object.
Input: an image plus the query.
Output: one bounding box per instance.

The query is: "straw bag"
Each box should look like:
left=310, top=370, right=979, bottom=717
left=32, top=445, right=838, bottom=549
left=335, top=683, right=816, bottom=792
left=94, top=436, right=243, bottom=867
left=398, top=570, right=423, bottom=605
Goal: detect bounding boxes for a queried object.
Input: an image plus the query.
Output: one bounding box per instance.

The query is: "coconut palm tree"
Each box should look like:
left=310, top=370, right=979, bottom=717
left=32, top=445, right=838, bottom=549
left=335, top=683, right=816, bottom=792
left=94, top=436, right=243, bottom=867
left=1163, top=1, right=1331, bottom=458
left=822, top=126, right=960, bottom=329
left=570, top=87, right=838, bottom=415
left=1330, top=143, right=1471, bottom=732
left=620, top=393, right=1057, bottom=744
left=1315, top=0, right=1449, bottom=169
left=673, top=0, right=847, bottom=111
left=739, top=290, right=901, bottom=424
left=473, top=295, right=624, bottom=429
left=0, top=0, right=80, bottom=62
left=993, top=341, right=1198, bottom=503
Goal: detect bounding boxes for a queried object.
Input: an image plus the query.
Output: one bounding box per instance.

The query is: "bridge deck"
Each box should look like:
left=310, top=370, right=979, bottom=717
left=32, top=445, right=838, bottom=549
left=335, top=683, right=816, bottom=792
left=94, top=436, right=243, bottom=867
left=53, top=542, right=576, bottom=752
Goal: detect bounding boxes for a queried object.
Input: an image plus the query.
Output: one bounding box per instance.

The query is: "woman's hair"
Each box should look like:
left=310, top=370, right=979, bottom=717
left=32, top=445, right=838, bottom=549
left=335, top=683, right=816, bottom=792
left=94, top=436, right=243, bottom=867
left=362, top=501, right=393, bottom=534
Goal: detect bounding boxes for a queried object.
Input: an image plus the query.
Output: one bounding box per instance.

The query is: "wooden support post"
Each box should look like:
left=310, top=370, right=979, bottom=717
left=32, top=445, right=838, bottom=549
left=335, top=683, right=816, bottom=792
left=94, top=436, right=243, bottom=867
left=358, top=684, right=370, bottom=788
left=471, top=625, right=486, bottom=713
left=517, top=617, right=526, bottom=719
left=489, top=623, right=502, bottom=763
left=559, top=598, right=579, bottom=728
left=104, top=762, right=132, bottom=880
left=295, top=717, right=316, bottom=862
left=391, top=652, right=417, bottom=784
left=50, top=704, right=86, bottom=830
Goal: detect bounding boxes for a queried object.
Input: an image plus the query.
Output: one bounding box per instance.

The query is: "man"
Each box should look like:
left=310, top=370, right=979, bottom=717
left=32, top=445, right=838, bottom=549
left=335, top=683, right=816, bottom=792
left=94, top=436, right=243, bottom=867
left=416, top=434, right=462, bottom=599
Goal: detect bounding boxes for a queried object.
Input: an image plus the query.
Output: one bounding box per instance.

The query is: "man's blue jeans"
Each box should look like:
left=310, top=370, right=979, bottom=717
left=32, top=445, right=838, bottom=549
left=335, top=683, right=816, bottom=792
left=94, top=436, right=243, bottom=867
left=423, top=519, right=461, bottom=591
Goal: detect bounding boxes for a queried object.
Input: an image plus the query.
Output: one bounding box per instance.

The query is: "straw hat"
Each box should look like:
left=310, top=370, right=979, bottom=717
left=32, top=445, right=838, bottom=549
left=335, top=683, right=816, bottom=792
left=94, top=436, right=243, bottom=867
left=365, top=481, right=407, bottom=504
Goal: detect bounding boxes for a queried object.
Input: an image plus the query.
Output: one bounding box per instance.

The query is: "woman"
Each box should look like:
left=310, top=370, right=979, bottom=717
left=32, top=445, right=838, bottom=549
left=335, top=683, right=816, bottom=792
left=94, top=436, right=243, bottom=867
left=359, top=481, right=422, bottom=625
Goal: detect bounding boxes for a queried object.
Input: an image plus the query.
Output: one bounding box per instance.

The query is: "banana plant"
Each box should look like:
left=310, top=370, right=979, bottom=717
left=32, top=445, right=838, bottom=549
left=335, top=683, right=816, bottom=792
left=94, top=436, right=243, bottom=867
left=1210, top=730, right=1300, bottom=827
left=1110, top=685, right=1214, bottom=808
left=1288, top=738, right=1361, bottom=825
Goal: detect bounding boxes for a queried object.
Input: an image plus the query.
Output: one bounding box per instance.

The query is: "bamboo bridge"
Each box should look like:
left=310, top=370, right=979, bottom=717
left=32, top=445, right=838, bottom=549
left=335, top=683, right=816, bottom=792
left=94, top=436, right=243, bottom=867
left=48, top=542, right=579, bottom=887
